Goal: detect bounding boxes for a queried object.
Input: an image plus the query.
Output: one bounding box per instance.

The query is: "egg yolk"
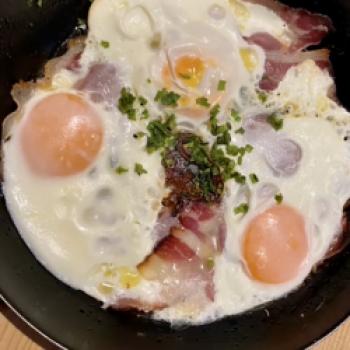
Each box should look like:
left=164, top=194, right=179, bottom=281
left=174, top=56, right=206, bottom=88
left=162, top=55, right=207, bottom=89
left=21, top=93, right=103, bottom=177
left=243, top=205, right=308, bottom=284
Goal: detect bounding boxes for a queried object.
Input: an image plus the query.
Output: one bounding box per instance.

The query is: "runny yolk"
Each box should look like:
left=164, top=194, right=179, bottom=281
left=243, top=205, right=308, bottom=284
left=21, top=93, right=103, bottom=177
left=174, top=55, right=206, bottom=88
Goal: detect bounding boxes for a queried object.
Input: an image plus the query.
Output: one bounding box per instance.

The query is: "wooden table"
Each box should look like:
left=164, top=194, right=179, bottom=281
left=0, top=302, right=349, bottom=349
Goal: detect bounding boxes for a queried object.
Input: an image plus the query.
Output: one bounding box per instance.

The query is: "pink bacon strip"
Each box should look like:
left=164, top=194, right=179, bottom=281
left=115, top=203, right=226, bottom=312
left=244, top=0, right=333, bottom=90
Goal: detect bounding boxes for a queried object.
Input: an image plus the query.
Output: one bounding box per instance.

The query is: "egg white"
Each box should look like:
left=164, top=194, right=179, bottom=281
left=3, top=0, right=350, bottom=325
left=2, top=87, right=167, bottom=304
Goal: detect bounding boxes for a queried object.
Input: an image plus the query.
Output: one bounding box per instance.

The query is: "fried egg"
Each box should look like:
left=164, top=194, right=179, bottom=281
left=2, top=0, right=350, bottom=325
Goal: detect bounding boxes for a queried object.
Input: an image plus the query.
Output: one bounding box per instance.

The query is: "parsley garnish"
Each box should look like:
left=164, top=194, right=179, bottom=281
left=118, top=88, right=149, bottom=121
left=231, top=109, right=241, bottom=123
left=115, top=166, right=128, bottom=175
left=226, top=144, right=239, bottom=156
left=146, top=114, right=176, bottom=153
left=154, top=89, right=181, bottom=107
left=138, top=96, right=148, bottom=106
left=235, top=127, right=245, bottom=134
left=275, top=193, right=283, bottom=204
left=196, top=97, right=211, bottom=108
left=205, top=257, right=215, bottom=270
left=217, top=80, right=227, bottom=91
left=216, top=130, right=231, bottom=145
left=134, top=163, right=148, bottom=176
left=100, top=40, right=110, bottom=49
left=249, top=173, right=259, bottom=184
left=257, top=90, right=268, bottom=103
left=210, top=104, right=220, bottom=119
left=245, top=144, right=254, bottom=153
left=267, top=114, right=284, bottom=131
left=234, top=203, right=249, bottom=215
left=118, top=88, right=137, bottom=120
left=232, top=172, right=246, bottom=184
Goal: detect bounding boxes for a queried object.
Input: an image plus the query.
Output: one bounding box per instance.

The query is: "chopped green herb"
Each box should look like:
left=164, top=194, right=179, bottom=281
left=138, top=96, right=148, bottom=106
left=146, top=114, right=176, bottom=153
left=217, top=80, right=227, bottom=91
left=226, top=144, right=240, bottom=156
left=100, top=40, right=110, bottom=49
left=257, top=90, right=268, bottom=103
left=141, top=109, right=150, bottom=119
left=245, top=144, right=254, bottom=153
left=249, top=173, right=259, bottom=184
left=231, top=109, right=241, bottom=123
left=235, top=127, right=245, bottom=135
left=134, top=163, right=148, bottom=176
left=154, top=89, right=180, bottom=107
left=115, top=166, right=128, bottom=175
left=196, top=97, right=211, bottom=108
left=275, top=193, right=284, bottom=204
left=267, top=114, right=284, bottom=131
left=232, top=172, right=246, bottom=185
left=216, top=130, right=231, bottom=145
left=118, top=88, right=137, bottom=120
left=147, top=78, right=152, bottom=84
left=205, top=257, right=215, bottom=270
left=237, top=155, right=243, bottom=165
left=210, top=104, right=220, bottom=119
left=234, top=203, right=249, bottom=215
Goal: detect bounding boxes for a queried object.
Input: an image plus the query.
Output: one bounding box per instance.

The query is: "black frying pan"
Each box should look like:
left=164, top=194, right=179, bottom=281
left=0, top=1, right=349, bottom=349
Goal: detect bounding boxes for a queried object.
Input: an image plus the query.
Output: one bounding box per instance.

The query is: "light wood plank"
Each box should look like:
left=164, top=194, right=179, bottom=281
left=0, top=304, right=349, bottom=350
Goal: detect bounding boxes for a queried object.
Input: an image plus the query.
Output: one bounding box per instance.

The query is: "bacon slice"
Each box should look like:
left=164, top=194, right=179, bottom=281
left=114, top=203, right=226, bottom=313
left=75, top=63, right=121, bottom=106
left=244, top=0, right=332, bottom=90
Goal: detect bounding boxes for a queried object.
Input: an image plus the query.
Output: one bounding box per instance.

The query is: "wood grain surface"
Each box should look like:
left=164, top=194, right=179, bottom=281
left=0, top=302, right=349, bottom=350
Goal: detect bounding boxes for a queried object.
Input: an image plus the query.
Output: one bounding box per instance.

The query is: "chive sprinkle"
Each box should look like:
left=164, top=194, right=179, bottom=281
left=275, top=193, right=283, bottom=204
left=217, top=80, right=227, bottom=91
left=115, top=166, right=128, bottom=175
left=196, top=97, right=211, bottom=108
left=234, top=203, right=249, bottom=215
left=154, top=89, right=181, bottom=107
left=249, top=173, right=259, bottom=184
left=100, top=40, right=110, bottom=48
left=134, top=163, right=148, bottom=176
left=267, top=114, right=284, bottom=131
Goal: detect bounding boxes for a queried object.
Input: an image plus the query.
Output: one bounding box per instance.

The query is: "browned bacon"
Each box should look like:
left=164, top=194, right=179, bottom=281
left=245, top=0, right=332, bottom=90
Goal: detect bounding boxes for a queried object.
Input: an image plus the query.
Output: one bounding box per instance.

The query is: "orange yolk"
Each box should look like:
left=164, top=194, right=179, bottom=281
left=162, top=55, right=206, bottom=90
left=174, top=56, right=206, bottom=88
left=21, top=93, right=103, bottom=177
left=243, top=205, right=308, bottom=284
